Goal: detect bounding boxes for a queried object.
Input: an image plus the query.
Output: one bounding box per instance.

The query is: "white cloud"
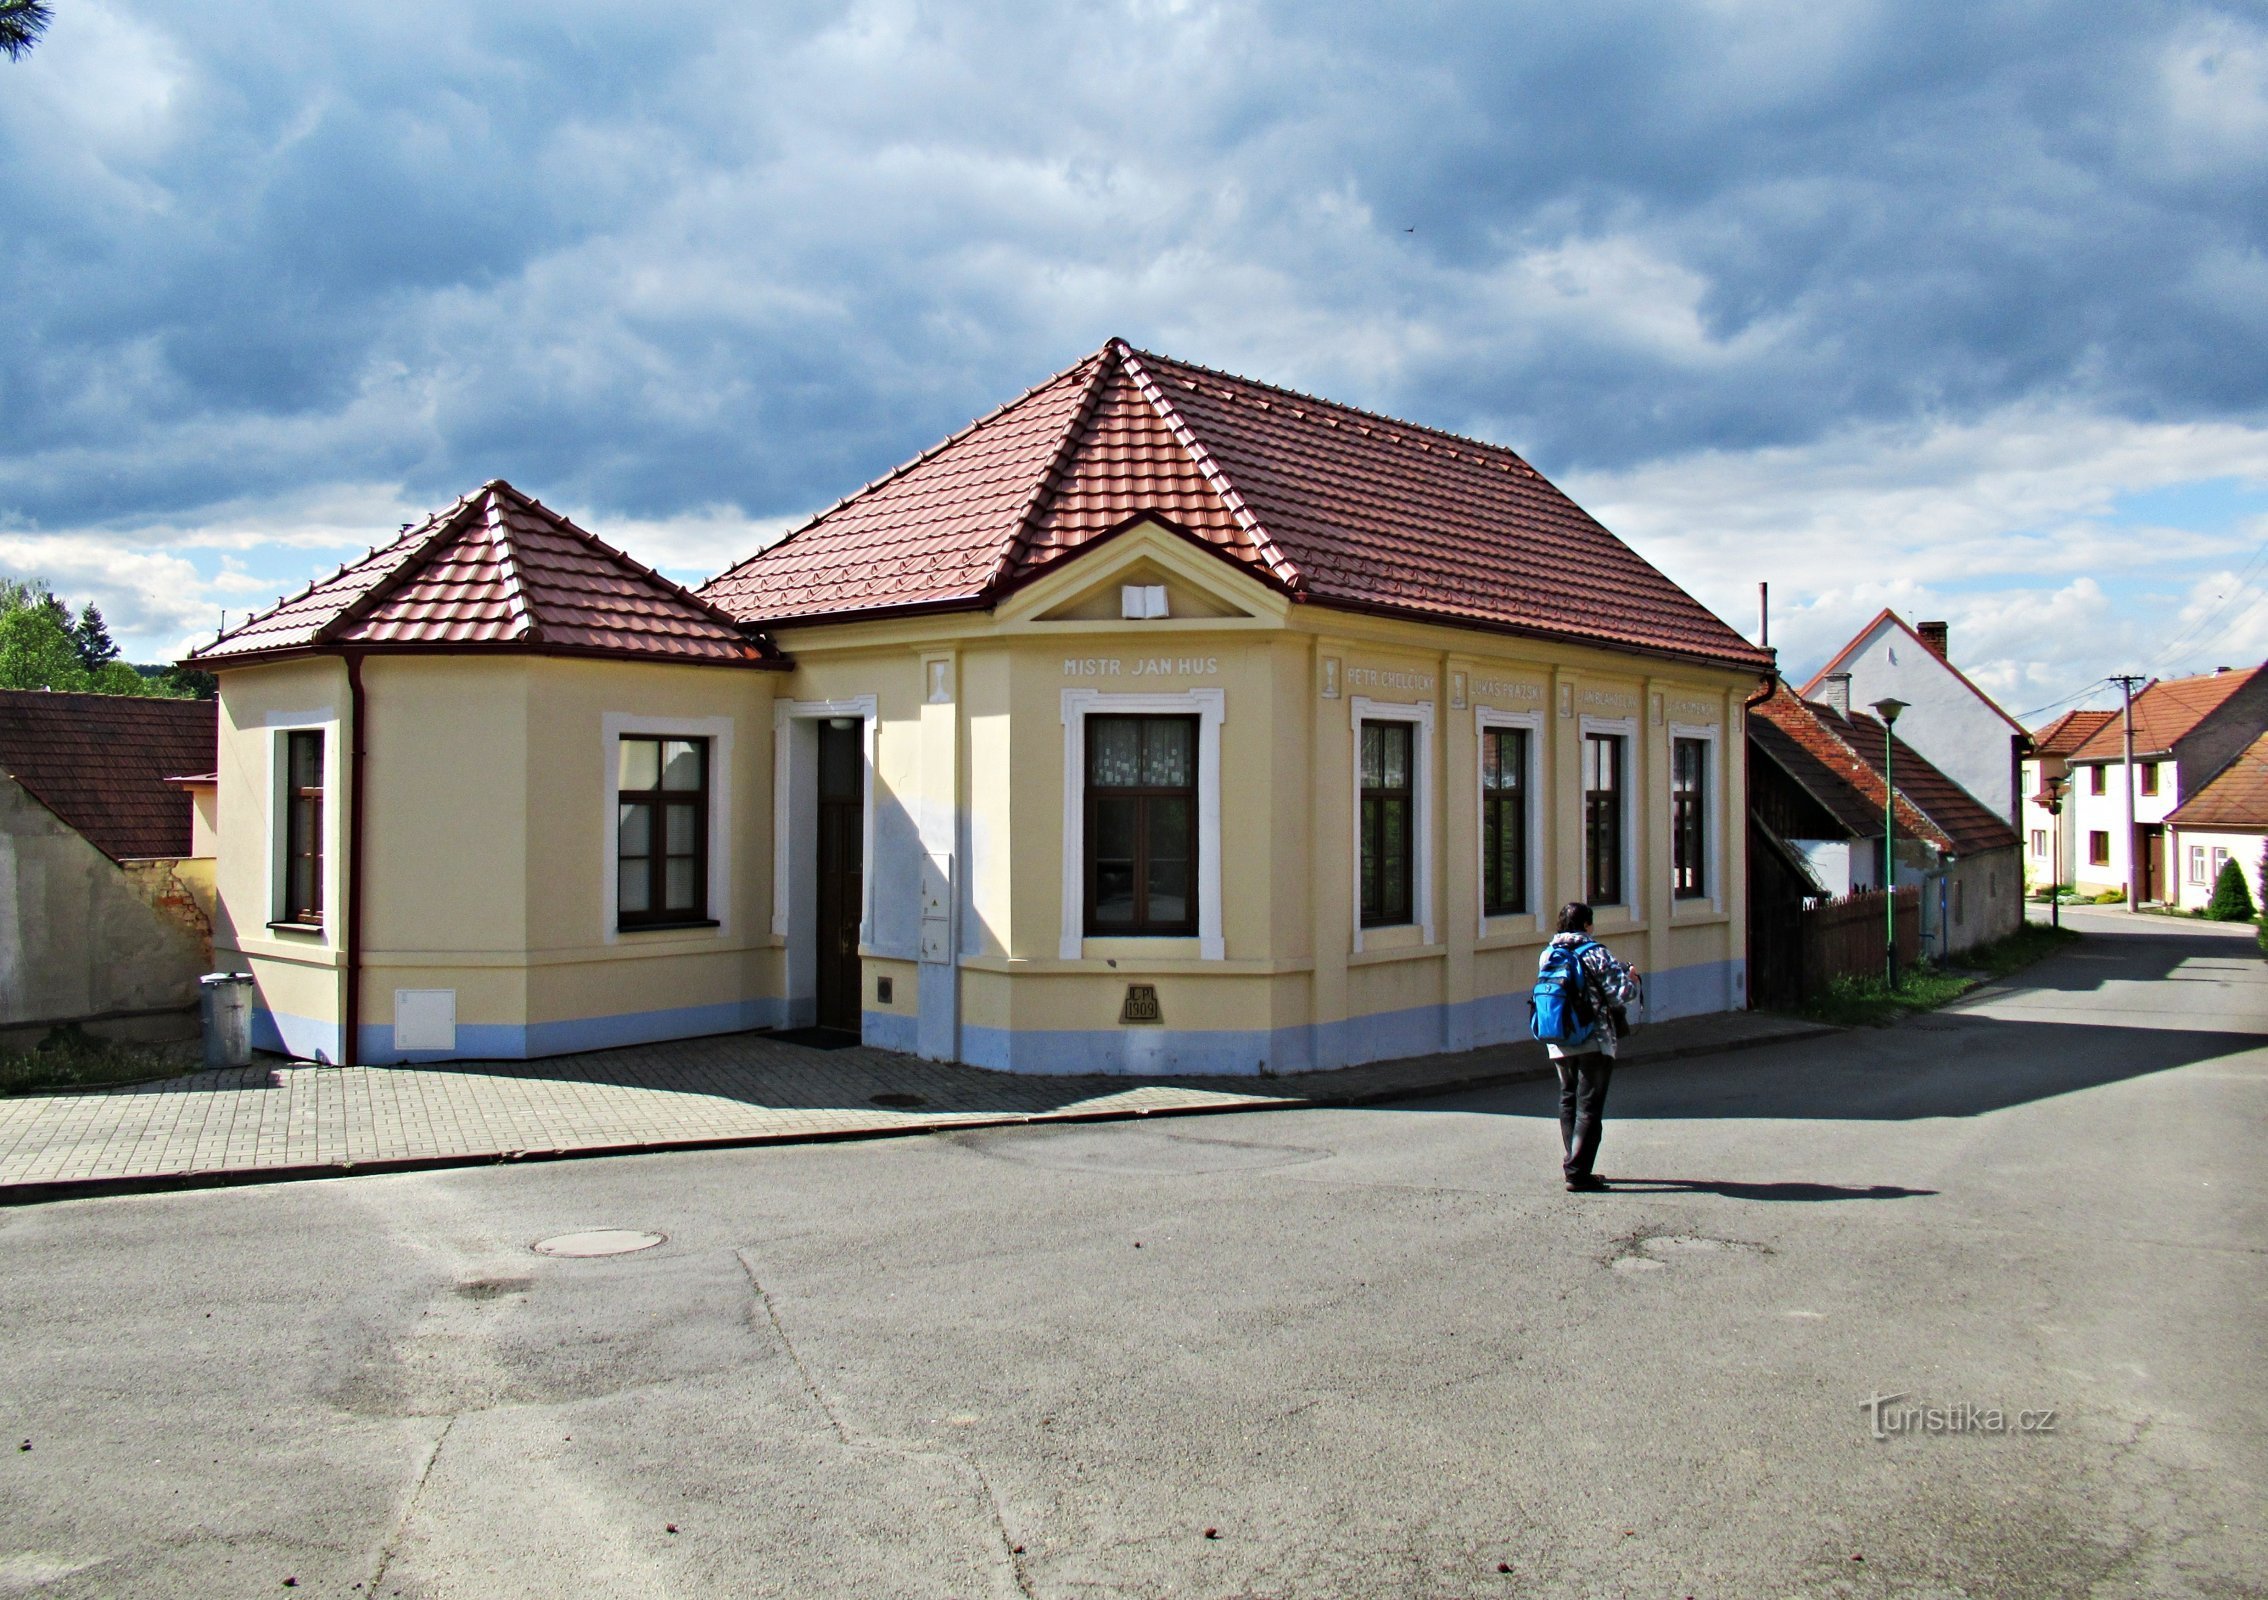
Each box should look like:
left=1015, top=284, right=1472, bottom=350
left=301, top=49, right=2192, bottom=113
left=1563, top=404, right=2268, bottom=714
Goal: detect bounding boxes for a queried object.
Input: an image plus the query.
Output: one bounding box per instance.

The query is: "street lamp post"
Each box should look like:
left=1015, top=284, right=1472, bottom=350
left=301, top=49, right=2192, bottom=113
left=2045, top=773, right=2068, bottom=931
left=1872, top=698, right=1910, bottom=989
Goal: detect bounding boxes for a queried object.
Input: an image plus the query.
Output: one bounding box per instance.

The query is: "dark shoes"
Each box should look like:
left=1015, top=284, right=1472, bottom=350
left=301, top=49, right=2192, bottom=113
left=1564, top=1173, right=1609, bottom=1192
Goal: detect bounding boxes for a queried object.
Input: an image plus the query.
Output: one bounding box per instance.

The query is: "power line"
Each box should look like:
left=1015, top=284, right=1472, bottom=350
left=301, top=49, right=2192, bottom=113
left=2014, top=678, right=2112, bottom=723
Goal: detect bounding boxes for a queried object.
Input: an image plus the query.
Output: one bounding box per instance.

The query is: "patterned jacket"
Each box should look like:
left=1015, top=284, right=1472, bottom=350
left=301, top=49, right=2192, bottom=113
left=1540, top=932, right=1641, bottom=1059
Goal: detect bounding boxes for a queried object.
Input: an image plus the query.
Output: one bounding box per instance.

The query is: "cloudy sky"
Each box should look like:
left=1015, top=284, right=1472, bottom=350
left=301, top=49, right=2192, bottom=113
left=5, top=0, right=2266, bottom=714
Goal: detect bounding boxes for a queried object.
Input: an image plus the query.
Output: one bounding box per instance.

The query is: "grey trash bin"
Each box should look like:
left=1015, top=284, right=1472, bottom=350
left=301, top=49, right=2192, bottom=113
left=200, top=972, right=255, bottom=1069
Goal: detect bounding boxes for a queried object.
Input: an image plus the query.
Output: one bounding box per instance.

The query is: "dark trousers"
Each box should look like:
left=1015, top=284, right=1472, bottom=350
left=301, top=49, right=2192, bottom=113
left=1555, top=1054, right=1614, bottom=1179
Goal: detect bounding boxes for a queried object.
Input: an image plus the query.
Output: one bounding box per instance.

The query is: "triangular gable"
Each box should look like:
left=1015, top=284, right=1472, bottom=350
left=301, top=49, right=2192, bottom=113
left=996, top=515, right=1288, bottom=627
left=1799, top=608, right=2026, bottom=735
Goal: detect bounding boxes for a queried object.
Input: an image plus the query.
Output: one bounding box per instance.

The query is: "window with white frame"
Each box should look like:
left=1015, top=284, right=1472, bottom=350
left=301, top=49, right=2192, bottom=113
left=276, top=729, right=324, bottom=928
left=1348, top=696, right=1433, bottom=948
left=1670, top=734, right=1709, bottom=899
left=2190, top=845, right=2208, bottom=884
left=2213, top=845, right=2230, bottom=880
left=1479, top=722, right=1531, bottom=919
left=1059, top=689, right=1225, bottom=959
left=1584, top=731, right=1626, bottom=906
left=2031, top=829, right=2047, bottom=857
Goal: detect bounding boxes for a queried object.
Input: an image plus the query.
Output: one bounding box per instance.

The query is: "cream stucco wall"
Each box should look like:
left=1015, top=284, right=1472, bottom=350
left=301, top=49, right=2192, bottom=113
left=774, top=520, right=1755, bottom=1074
left=207, top=521, right=1756, bottom=1072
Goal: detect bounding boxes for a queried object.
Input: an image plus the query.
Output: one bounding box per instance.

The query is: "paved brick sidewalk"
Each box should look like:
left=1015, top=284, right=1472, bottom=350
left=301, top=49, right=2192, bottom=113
left=0, top=1011, right=1832, bottom=1202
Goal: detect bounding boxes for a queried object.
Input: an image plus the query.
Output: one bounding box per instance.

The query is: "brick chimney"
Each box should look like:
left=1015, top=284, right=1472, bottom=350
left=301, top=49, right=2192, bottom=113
left=1819, top=672, right=1852, bottom=715
left=1918, top=620, right=1949, bottom=660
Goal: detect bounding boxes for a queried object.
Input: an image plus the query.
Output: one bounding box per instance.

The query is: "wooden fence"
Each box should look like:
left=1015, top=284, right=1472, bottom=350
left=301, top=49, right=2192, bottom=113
left=1799, top=887, right=1921, bottom=995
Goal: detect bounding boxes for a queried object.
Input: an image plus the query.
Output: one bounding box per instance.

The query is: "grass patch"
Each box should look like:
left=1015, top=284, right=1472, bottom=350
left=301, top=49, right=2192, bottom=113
left=0, top=1027, right=202, bottom=1097
left=1795, top=923, right=2082, bottom=1028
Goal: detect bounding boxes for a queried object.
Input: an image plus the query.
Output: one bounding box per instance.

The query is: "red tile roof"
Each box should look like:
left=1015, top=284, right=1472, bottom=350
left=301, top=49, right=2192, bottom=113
left=2030, top=709, right=2116, bottom=758
left=2166, top=730, right=2268, bottom=830
left=0, top=690, right=217, bottom=860
left=2067, top=667, right=2263, bottom=762
left=702, top=340, right=1772, bottom=671
left=1750, top=685, right=2018, bottom=857
left=193, top=481, right=782, bottom=669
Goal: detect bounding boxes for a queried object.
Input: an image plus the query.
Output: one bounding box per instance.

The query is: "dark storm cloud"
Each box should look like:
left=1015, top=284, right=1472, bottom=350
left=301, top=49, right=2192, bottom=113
left=2, top=0, right=2264, bottom=536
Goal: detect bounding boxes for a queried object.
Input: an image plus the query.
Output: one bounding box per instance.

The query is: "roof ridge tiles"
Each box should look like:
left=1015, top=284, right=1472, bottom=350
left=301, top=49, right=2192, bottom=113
left=481, top=489, right=541, bottom=644
left=985, top=344, right=1121, bottom=596
left=1113, top=341, right=1305, bottom=594
left=1122, top=342, right=1545, bottom=478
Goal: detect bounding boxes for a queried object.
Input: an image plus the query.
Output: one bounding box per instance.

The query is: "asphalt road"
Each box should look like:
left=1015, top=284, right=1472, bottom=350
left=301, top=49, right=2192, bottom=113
left=4, top=911, right=2263, bottom=1599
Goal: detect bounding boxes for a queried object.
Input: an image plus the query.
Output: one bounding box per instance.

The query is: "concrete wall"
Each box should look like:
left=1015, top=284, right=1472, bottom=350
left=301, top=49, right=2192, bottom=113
left=1825, top=620, right=2024, bottom=823
left=0, top=774, right=213, bottom=1049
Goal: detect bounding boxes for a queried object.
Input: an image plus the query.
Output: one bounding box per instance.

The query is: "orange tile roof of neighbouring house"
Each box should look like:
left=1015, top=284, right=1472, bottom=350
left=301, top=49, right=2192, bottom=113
left=192, top=481, right=782, bottom=669
left=701, top=339, right=1774, bottom=671
left=2066, top=666, right=2265, bottom=763
left=2030, top=708, right=2117, bottom=758
left=0, top=689, right=217, bottom=860
left=1750, top=684, right=2019, bottom=858
left=2166, top=730, right=2268, bottom=830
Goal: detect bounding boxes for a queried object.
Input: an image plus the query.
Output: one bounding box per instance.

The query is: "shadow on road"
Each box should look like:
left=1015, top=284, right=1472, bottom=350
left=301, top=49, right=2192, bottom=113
left=1405, top=1014, right=2263, bottom=1123
left=1592, top=1178, right=1937, bottom=1201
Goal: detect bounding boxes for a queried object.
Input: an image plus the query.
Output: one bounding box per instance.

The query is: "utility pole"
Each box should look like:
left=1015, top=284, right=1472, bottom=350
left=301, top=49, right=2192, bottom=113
left=2109, top=674, right=2147, bottom=912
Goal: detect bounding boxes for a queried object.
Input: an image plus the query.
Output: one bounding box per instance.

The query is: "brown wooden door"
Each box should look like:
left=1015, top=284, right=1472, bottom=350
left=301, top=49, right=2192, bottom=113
left=2139, top=824, right=2164, bottom=903
left=815, top=722, right=864, bottom=1033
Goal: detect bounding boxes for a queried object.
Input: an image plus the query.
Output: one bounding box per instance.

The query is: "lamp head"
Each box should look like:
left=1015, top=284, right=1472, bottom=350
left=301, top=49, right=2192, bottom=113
left=1870, top=696, right=1910, bottom=726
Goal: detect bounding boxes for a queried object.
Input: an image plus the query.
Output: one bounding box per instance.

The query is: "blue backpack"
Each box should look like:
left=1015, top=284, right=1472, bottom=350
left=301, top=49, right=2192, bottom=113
left=1530, top=940, right=1600, bottom=1046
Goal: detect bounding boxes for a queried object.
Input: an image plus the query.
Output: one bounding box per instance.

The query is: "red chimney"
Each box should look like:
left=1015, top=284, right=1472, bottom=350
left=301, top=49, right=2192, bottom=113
left=1918, top=621, right=1949, bottom=660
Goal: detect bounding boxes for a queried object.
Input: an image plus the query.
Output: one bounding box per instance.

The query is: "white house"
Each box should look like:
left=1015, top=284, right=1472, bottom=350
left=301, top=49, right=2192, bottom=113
left=1802, top=613, right=2027, bottom=826
left=2019, top=709, right=2114, bottom=892
left=2165, top=729, right=2268, bottom=912
left=2064, top=666, right=2268, bottom=902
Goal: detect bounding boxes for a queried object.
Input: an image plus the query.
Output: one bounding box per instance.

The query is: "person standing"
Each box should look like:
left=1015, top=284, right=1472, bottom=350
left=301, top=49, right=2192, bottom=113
left=1541, top=902, right=1641, bottom=1192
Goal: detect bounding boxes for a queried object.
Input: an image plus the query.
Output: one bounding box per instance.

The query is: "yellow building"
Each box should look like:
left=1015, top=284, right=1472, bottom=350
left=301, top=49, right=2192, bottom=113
left=196, top=340, right=1772, bottom=1072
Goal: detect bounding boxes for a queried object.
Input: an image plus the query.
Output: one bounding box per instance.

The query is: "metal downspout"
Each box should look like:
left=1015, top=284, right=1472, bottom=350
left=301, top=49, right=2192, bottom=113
left=344, top=650, right=367, bottom=1067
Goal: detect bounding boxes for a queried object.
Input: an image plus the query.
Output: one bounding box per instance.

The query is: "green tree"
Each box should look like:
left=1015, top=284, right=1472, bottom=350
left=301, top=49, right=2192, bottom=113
left=0, top=603, right=89, bottom=690
left=71, top=602, right=119, bottom=669
left=0, top=0, right=52, bottom=62
left=2207, top=856, right=2255, bottom=921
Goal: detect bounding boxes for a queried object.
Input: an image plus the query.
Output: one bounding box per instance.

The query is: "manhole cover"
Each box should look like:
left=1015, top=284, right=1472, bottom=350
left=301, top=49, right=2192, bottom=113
left=870, top=1092, right=928, bottom=1109
left=531, top=1229, right=666, bottom=1258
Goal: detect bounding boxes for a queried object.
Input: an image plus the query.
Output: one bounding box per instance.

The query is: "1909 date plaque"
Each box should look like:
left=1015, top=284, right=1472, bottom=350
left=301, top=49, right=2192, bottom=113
left=1120, top=984, right=1162, bottom=1025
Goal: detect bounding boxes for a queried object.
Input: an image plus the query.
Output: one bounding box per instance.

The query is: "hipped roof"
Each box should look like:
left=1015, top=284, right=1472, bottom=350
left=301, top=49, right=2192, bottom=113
left=0, top=689, right=216, bottom=861
left=2067, top=667, right=2263, bottom=763
left=1751, top=684, right=2018, bottom=857
left=194, top=481, right=781, bottom=669
left=702, top=339, right=1773, bottom=671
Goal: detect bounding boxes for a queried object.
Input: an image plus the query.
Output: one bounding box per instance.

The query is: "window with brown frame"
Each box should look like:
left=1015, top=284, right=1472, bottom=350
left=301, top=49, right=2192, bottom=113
left=1481, top=726, right=1528, bottom=918
left=1085, top=715, right=1198, bottom=935
left=279, top=730, right=324, bottom=927
left=1584, top=732, right=1625, bottom=905
left=1671, top=736, right=1708, bottom=899
left=1360, top=720, right=1415, bottom=927
left=2088, top=765, right=2106, bottom=795
left=617, top=736, right=709, bottom=928
left=2089, top=830, right=2111, bottom=867
left=2139, top=761, right=2159, bottom=796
